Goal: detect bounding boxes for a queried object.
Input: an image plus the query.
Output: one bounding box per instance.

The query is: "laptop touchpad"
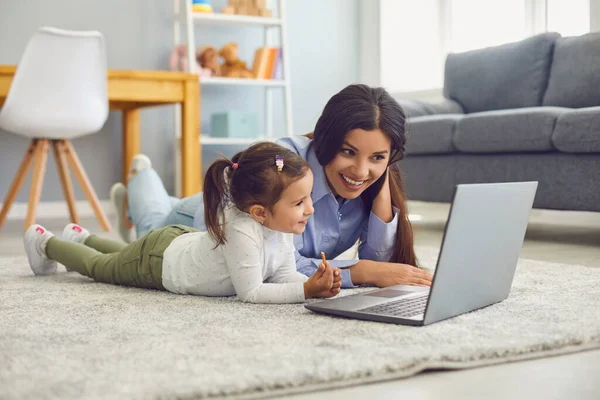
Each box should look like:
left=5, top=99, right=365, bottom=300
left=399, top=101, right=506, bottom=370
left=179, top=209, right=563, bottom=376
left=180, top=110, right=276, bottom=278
left=366, top=289, right=414, bottom=298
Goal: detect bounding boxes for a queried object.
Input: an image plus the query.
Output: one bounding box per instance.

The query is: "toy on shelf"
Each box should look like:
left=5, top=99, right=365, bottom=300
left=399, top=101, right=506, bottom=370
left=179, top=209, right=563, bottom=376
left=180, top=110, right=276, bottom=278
left=221, top=0, right=272, bottom=17
left=192, top=0, right=213, bottom=13
left=168, top=44, right=213, bottom=77
left=219, top=42, right=254, bottom=79
left=198, top=46, right=221, bottom=76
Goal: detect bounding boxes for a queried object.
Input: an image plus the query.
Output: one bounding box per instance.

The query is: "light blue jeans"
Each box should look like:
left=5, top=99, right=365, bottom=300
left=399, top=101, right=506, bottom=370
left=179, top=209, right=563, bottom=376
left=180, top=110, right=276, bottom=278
left=127, top=168, right=205, bottom=237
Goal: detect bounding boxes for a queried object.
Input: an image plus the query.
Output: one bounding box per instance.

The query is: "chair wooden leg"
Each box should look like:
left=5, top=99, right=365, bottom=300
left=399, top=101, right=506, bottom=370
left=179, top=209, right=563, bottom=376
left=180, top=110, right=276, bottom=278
left=63, top=140, right=111, bottom=232
left=0, top=140, right=38, bottom=231
left=52, top=140, right=79, bottom=224
left=24, top=139, right=50, bottom=231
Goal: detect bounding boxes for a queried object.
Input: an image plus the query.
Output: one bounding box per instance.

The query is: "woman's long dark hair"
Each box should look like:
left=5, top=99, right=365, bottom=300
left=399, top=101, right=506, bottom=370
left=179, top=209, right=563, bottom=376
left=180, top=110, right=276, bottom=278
left=203, top=142, right=309, bottom=245
left=310, top=84, right=418, bottom=267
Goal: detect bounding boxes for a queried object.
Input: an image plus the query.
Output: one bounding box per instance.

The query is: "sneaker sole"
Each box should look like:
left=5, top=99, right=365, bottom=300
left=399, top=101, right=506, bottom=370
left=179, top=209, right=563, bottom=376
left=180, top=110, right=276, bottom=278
left=109, top=183, right=133, bottom=244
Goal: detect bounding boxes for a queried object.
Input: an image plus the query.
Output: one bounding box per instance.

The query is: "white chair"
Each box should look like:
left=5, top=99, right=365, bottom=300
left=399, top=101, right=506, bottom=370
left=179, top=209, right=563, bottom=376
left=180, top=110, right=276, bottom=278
left=0, top=27, right=111, bottom=232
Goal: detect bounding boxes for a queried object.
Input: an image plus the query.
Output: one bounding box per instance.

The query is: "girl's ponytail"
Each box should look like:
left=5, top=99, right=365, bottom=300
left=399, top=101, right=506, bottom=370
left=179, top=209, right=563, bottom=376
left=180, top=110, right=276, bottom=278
left=203, top=158, right=234, bottom=245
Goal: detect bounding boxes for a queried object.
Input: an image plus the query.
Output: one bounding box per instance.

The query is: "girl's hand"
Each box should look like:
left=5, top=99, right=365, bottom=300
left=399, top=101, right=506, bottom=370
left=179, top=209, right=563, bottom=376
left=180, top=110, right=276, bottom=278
left=304, top=263, right=342, bottom=299
left=330, top=268, right=342, bottom=296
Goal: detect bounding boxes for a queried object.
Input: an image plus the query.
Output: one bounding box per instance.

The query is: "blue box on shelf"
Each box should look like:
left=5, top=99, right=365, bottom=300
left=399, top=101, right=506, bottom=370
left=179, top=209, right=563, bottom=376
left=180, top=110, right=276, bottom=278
left=210, top=111, right=259, bottom=138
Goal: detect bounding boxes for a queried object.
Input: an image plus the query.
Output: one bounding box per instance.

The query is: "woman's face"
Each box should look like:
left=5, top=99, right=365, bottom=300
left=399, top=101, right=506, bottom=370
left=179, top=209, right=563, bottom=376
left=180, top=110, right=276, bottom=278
left=324, top=128, right=391, bottom=199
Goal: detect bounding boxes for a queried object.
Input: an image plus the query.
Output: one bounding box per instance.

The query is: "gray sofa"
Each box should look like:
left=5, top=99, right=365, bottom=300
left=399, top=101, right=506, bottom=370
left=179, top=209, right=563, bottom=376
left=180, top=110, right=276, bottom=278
left=396, top=31, right=600, bottom=212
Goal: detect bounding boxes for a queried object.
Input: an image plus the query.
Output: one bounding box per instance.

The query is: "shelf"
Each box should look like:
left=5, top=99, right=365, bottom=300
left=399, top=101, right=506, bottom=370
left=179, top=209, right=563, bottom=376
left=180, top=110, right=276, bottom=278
left=185, top=12, right=282, bottom=27
left=199, top=77, right=287, bottom=87
left=200, top=136, right=274, bottom=145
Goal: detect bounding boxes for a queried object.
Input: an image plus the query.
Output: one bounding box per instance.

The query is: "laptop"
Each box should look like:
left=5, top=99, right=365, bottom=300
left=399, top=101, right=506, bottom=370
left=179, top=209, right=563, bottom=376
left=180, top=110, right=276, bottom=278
left=305, top=181, right=538, bottom=326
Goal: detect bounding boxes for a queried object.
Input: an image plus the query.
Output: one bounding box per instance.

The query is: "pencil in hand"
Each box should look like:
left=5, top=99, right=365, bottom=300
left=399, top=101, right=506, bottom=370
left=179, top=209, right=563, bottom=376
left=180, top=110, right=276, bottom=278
left=321, top=251, right=327, bottom=265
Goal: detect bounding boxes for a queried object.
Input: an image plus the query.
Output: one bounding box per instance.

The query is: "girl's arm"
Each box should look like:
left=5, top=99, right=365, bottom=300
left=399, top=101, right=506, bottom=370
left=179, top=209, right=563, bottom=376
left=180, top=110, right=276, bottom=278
left=294, top=247, right=358, bottom=288
left=268, top=247, right=309, bottom=284
left=222, top=223, right=306, bottom=304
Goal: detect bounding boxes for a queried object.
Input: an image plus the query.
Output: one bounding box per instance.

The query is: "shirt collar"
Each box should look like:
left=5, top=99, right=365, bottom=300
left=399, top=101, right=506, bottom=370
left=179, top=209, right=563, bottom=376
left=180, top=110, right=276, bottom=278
left=261, top=223, right=278, bottom=238
left=306, top=144, right=332, bottom=203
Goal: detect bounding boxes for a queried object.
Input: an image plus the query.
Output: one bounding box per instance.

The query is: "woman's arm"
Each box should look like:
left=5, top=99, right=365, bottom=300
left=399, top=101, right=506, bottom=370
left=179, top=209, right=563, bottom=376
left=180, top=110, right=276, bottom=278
left=348, top=259, right=433, bottom=287
left=371, top=169, right=394, bottom=223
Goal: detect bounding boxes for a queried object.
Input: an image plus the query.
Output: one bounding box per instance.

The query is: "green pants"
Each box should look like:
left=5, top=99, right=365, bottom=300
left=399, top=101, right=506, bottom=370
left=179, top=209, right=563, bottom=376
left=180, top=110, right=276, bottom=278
left=46, top=225, right=196, bottom=290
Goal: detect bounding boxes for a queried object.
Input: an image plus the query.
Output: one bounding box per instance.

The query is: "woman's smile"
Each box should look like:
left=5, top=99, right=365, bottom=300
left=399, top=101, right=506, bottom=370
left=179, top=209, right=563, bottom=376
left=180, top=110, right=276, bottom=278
left=339, top=173, right=368, bottom=190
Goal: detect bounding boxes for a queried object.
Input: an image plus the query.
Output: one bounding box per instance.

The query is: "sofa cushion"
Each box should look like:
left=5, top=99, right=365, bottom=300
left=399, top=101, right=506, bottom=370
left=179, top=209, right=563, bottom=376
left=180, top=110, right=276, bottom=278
left=444, top=32, right=560, bottom=113
left=453, top=107, right=568, bottom=153
left=552, top=107, right=600, bottom=153
left=395, top=97, right=464, bottom=118
left=543, top=32, right=600, bottom=108
left=406, top=115, right=463, bottom=155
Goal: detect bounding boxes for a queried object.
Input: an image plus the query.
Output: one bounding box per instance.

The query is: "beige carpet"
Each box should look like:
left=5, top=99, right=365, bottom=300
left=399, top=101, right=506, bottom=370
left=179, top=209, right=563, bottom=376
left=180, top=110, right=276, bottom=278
left=1, top=247, right=600, bottom=400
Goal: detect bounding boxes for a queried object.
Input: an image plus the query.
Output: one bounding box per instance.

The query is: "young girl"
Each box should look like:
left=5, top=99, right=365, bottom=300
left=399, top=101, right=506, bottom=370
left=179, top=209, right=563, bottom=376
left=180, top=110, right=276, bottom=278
left=23, top=143, right=342, bottom=303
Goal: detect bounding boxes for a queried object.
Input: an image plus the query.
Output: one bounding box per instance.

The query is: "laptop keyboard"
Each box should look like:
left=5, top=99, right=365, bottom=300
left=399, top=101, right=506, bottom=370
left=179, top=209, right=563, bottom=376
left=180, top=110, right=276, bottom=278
left=358, top=294, right=428, bottom=318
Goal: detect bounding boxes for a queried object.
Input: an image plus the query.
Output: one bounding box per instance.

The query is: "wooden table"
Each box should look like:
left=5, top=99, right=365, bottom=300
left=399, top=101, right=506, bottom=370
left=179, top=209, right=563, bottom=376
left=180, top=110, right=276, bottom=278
left=0, top=65, right=201, bottom=197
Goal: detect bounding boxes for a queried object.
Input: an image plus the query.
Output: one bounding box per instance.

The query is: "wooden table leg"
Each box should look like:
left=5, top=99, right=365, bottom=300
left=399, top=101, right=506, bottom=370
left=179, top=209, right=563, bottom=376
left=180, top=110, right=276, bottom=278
left=122, top=107, right=141, bottom=184
left=180, top=79, right=201, bottom=197
left=122, top=107, right=140, bottom=229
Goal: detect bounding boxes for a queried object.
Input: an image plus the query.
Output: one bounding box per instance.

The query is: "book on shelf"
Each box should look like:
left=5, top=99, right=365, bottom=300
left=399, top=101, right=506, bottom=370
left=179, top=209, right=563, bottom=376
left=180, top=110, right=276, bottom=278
left=252, top=46, right=281, bottom=79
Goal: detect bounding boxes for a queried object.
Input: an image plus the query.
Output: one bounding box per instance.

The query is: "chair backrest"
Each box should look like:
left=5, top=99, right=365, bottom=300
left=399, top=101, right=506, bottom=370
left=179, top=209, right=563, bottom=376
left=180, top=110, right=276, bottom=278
left=0, top=27, right=109, bottom=139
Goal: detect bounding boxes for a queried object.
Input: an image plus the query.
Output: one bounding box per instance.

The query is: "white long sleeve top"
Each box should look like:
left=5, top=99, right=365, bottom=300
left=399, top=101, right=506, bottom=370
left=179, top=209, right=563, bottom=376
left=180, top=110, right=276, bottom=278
left=161, top=206, right=308, bottom=303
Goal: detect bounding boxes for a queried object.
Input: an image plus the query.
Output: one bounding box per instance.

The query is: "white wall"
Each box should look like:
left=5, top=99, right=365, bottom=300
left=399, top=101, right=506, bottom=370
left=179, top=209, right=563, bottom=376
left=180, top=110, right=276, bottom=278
left=0, top=0, right=360, bottom=202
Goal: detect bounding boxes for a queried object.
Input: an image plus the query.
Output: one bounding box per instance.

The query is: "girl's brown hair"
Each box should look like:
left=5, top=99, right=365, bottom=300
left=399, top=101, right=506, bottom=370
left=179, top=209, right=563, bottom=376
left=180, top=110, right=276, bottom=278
left=203, top=142, right=309, bottom=245
left=309, top=84, right=419, bottom=267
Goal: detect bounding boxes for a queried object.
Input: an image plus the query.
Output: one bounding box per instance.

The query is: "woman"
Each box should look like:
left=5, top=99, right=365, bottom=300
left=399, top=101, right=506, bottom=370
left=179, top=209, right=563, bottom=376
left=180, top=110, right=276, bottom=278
left=111, top=84, right=432, bottom=288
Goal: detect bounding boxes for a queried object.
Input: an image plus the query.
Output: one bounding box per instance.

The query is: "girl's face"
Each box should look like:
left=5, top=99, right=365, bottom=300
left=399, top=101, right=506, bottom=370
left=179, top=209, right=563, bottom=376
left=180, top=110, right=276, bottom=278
left=265, top=169, right=315, bottom=234
left=324, top=128, right=391, bottom=199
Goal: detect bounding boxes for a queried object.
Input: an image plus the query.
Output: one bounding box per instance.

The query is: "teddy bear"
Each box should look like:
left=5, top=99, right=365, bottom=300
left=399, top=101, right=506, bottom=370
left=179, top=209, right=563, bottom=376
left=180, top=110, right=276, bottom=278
left=219, top=42, right=254, bottom=79
left=198, top=46, right=221, bottom=77
left=168, top=44, right=212, bottom=77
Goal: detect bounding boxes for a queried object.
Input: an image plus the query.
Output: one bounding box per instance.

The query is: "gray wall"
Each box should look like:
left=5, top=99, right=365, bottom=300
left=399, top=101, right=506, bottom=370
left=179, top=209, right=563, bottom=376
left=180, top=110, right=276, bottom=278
left=0, top=0, right=359, bottom=202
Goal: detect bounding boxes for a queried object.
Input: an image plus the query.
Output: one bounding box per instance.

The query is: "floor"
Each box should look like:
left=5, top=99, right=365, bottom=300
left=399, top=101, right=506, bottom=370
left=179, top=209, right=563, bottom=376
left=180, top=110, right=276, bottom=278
left=2, top=201, right=600, bottom=399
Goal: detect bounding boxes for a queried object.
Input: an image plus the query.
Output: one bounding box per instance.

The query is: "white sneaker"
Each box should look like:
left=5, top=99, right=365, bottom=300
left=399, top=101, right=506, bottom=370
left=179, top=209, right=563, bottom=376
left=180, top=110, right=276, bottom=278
left=61, top=223, right=90, bottom=244
left=130, top=154, right=152, bottom=175
left=24, top=225, right=57, bottom=276
left=110, top=182, right=133, bottom=243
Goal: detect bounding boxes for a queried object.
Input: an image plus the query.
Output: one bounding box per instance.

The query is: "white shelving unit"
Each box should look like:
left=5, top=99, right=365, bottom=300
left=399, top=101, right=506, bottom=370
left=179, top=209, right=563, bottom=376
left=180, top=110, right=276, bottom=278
left=172, top=0, right=293, bottom=144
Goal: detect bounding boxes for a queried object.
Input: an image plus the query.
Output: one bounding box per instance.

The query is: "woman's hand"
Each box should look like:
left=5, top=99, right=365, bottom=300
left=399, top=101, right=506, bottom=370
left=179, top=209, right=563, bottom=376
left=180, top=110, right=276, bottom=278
left=304, top=263, right=342, bottom=299
left=349, top=260, right=432, bottom=287
left=372, top=168, right=393, bottom=223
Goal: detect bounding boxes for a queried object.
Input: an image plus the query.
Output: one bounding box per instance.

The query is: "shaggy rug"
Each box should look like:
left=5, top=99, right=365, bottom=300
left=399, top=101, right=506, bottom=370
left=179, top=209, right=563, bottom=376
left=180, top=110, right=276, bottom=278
left=1, top=247, right=599, bottom=399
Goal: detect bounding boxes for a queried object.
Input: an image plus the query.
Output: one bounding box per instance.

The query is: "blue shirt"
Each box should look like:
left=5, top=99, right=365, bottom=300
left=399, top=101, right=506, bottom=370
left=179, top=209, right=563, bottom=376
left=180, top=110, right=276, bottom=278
left=277, top=136, right=399, bottom=288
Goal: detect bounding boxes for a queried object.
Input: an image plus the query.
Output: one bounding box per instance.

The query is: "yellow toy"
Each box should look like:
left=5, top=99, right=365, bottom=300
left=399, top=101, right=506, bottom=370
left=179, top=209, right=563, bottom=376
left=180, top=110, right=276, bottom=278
left=192, top=0, right=213, bottom=13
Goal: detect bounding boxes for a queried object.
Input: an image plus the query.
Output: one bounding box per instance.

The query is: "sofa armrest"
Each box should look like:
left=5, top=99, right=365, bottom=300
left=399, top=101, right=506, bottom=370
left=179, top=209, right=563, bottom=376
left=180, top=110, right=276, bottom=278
left=393, top=96, right=464, bottom=118
left=552, top=106, right=600, bottom=152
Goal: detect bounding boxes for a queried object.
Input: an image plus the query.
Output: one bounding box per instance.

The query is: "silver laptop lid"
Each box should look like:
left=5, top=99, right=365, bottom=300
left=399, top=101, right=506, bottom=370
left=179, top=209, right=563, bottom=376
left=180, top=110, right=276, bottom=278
left=423, top=181, right=538, bottom=325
